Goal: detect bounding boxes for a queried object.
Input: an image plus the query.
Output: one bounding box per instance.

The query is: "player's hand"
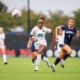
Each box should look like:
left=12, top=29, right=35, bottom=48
left=27, top=40, right=32, bottom=49
left=32, top=38, right=37, bottom=42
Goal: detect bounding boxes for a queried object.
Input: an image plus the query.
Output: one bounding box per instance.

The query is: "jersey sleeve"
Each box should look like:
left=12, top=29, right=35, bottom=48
left=44, top=27, right=52, bottom=33
left=60, top=25, right=66, bottom=30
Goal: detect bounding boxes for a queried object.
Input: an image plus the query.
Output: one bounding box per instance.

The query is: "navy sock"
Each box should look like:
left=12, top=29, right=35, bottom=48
left=63, top=53, right=69, bottom=61
left=54, top=57, right=61, bottom=65
left=32, top=58, right=35, bottom=63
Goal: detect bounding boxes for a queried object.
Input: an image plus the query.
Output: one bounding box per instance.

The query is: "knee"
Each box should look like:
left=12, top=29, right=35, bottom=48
left=59, top=53, right=64, bottom=59
left=67, top=49, right=72, bottom=55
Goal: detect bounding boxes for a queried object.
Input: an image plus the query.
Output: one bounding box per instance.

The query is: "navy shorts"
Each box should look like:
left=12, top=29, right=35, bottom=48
left=31, top=42, right=35, bottom=52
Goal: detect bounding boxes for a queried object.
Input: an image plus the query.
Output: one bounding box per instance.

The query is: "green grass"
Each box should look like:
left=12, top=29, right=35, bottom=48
left=0, top=57, right=80, bottom=80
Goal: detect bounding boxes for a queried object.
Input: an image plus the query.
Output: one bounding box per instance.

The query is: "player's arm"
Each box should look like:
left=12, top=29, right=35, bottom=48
left=27, top=27, right=37, bottom=48
left=27, top=27, right=35, bottom=48
left=44, top=27, right=54, bottom=48
left=76, top=30, right=80, bottom=38
left=27, top=35, right=33, bottom=49
left=55, top=26, right=61, bottom=41
left=50, top=31, right=54, bottom=48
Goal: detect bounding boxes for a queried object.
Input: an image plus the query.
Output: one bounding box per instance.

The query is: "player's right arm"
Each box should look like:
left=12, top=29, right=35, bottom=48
left=27, top=27, right=37, bottom=48
left=55, top=26, right=61, bottom=41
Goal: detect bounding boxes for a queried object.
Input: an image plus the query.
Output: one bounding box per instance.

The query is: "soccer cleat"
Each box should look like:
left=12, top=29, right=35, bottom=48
left=4, top=62, right=8, bottom=64
left=51, top=64, right=56, bottom=72
left=34, top=66, right=39, bottom=72
left=46, top=61, right=51, bottom=67
left=61, top=64, right=64, bottom=68
left=60, top=60, right=64, bottom=68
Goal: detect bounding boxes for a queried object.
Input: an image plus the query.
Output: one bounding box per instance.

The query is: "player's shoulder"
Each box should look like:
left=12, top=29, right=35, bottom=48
left=60, top=25, right=68, bottom=30
left=43, top=26, right=51, bottom=30
left=31, top=26, right=38, bottom=31
left=72, top=27, right=77, bottom=33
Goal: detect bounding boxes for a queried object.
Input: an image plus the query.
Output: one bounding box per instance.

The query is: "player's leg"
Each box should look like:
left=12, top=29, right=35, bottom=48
left=60, top=45, right=72, bottom=68
left=51, top=44, right=72, bottom=71
left=1, top=47, right=8, bottom=64
left=51, top=49, right=64, bottom=71
left=62, top=45, right=72, bottom=61
left=41, top=52, right=51, bottom=67
left=34, top=45, right=46, bottom=71
left=31, top=51, right=37, bottom=65
left=31, top=42, right=37, bottom=65
left=60, top=58, right=64, bottom=68
left=34, top=51, right=41, bottom=71
left=58, top=47, right=65, bottom=68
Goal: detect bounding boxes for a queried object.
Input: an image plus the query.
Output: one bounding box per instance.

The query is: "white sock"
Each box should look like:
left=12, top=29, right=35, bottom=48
left=53, top=64, right=56, bottom=67
left=61, top=59, right=64, bottom=65
left=43, top=56, right=48, bottom=62
left=43, top=56, right=50, bottom=66
left=35, top=54, right=41, bottom=68
left=3, top=54, right=7, bottom=63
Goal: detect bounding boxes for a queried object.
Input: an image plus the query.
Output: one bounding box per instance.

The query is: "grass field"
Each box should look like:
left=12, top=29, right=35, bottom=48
left=0, top=57, right=80, bottom=80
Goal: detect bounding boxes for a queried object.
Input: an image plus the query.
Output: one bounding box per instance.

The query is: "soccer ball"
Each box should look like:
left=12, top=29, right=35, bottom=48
left=11, top=9, right=22, bottom=17
left=46, top=49, right=53, bottom=57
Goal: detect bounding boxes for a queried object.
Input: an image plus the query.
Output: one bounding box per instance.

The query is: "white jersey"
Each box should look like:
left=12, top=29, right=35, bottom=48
left=0, top=33, right=5, bottom=48
left=30, top=26, right=51, bottom=49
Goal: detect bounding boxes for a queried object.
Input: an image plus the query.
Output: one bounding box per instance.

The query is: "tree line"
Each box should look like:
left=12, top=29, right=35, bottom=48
left=0, top=1, right=80, bottom=32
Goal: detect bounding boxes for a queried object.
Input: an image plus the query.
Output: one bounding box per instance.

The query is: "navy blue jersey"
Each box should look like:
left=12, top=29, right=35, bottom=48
left=61, top=25, right=77, bottom=45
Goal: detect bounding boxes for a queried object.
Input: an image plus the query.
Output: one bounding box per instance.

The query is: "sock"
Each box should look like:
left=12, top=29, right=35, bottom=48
left=35, top=54, right=41, bottom=67
left=32, top=58, right=35, bottom=63
left=43, top=56, right=50, bottom=66
left=63, top=53, right=69, bottom=61
left=61, top=59, right=64, bottom=63
left=43, top=56, right=48, bottom=61
left=61, top=59, right=64, bottom=65
left=32, top=57, right=37, bottom=63
left=3, top=54, right=7, bottom=63
left=54, top=57, right=61, bottom=65
left=41, top=53, right=44, bottom=59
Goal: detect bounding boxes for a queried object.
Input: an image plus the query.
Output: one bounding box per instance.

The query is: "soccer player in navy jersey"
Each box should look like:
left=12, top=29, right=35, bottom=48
left=51, top=17, right=80, bottom=72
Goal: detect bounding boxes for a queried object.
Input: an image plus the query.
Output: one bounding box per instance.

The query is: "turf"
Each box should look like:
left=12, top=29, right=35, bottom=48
left=0, top=57, right=80, bottom=80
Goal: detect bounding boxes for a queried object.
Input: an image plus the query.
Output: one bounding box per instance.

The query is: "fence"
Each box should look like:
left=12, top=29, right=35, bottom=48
left=2, top=32, right=80, bottom=57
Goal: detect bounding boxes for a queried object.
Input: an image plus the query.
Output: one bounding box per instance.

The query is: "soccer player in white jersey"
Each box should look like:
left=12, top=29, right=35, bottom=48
left=27, top=16, right=53, bottom=71
left=56, top=29, right=64, bottom=68
left=0, top=27, right=7, bottom=64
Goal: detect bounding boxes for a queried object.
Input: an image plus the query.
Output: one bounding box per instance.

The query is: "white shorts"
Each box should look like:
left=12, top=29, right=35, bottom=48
left=0, top=45, right=5, bottom=49
left=34, top=39, right=47, bottom=49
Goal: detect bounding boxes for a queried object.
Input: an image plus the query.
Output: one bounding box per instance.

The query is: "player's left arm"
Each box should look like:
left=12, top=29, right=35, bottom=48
left=44, top=27, right=54, bottom=48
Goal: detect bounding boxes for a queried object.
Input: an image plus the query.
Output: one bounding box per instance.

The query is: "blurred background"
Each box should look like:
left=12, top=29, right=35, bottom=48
left=0, top=0, right=80, bottom=57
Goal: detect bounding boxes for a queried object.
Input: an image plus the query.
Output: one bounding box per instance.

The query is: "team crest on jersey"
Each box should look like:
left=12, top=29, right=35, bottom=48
left=42, top=29, right=45, bottom=32
left=38, top=34, right=43, bottom=37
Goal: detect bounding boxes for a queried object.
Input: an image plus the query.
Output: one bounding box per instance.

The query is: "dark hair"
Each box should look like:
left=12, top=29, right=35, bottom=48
left=39, top=15, right=45, bottom=21
left=68, top=17, right=75, bottom=21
